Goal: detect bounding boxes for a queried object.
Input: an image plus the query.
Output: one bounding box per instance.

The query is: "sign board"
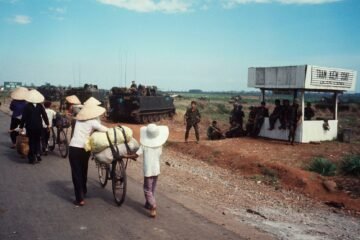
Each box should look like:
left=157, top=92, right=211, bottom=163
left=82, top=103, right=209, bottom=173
left=308, top=66, right=356, bottom=90
left=4, top=82, right=22, bottom=90
left=248, top=65, right=357, bottom=91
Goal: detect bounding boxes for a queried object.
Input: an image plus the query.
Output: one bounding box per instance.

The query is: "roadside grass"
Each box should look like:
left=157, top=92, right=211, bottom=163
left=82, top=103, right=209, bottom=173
left=308, top=157, right=337, bottom=176
left=341, top=155, right=360, bottom=177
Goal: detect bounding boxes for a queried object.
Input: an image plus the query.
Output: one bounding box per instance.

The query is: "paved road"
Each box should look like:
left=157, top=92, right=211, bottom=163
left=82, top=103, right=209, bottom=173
left=0, top=111, right=242, bottom=240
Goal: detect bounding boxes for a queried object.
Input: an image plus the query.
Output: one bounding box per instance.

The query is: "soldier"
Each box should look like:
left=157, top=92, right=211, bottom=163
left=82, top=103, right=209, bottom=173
left=288, top=99, right=302, bottom=145
left=184, top=101, right=201, bottom=143
left=207, top=121, right=224, bottom=140
left=130, top=81, right=137, bottom=89
left=230, top=104, right=245, bottom=131
left=268, top=99, right=282, bottom=130
left=279, top=99, right=291, bottom=130
left=252, top=101, right=269, bottom=137
left=246, top=106, right=257, bottom=136
left=226, top=120, right=243, bottom=138
left=304, top=102, right=315, bottom=120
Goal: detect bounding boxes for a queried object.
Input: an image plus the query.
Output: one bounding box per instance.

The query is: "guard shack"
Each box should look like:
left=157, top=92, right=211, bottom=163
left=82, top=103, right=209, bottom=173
left=248, top=65, right=357, bottom=143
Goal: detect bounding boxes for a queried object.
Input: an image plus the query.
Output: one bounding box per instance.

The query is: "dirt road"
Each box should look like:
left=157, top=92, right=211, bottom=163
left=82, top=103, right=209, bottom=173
left=0, top=111, right=268, bottom=240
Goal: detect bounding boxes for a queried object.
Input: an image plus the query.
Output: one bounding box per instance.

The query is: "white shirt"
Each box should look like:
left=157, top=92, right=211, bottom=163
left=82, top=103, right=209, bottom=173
left=69, top=119, right=108, bottom=149
left=136, top=145, right=163, bottom=177
left=42, top=108, right=56, bottom=127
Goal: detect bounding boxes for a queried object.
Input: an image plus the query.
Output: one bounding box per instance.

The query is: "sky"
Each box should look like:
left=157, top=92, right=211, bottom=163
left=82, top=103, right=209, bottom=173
left=0, top=0, right=359, bottom=92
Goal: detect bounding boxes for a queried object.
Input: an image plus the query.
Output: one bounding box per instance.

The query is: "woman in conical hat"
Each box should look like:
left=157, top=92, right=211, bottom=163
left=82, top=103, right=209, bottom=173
left=136, top=123, right=169, bottom=218
left=68, top=104, right=108, bottom=206
left=19, top=89, right=49, bottom=164
left=8, top=87, right=29, bottom=148
left=65, top=95, right=82, bottom=138
left=83, top=97, right=101, bottom=106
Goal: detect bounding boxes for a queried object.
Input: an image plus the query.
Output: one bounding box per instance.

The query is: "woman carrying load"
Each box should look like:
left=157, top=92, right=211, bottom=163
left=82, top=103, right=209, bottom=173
left=68, top=99, right=108, bottom=206
left=9, top=87, right=28, bottom=148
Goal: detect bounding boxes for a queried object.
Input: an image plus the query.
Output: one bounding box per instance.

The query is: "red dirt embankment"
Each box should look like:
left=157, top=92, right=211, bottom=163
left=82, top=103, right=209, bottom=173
left=106, top=118, right=360, bottom=213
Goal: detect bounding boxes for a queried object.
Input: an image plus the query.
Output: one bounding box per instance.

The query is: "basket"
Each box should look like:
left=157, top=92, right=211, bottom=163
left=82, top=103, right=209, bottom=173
left=55, top=113, right=71, bottom=128
left=16, top=134, right=29, bottom=157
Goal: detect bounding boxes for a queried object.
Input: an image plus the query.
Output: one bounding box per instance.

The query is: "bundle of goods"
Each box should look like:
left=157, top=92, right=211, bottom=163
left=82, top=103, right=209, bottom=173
left=16, top=134, right=29, bottom=157
left=85, top=126, right=133, bottom=153
left=87, top=126, right=139, bottom=164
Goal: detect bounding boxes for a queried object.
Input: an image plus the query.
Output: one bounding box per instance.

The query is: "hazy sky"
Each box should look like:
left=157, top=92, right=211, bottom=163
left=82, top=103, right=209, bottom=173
left=0, top=0, right=359, bottom=92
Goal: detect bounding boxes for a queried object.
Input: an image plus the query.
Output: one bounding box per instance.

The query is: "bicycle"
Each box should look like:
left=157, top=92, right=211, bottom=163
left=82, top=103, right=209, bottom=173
left=94, top=126, right=137, bottom=206
left=47, top=126, right=69, bottom=158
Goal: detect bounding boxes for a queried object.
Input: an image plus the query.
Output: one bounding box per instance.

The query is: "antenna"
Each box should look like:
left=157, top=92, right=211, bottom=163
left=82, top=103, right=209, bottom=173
left=134, top=52, right=137, bottom=82
left=124, top=51, right=128, bottom=87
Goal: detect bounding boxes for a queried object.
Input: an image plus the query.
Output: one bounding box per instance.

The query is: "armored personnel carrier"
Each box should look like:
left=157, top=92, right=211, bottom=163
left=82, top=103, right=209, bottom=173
left=108, top=86, right=175, bottom=123
left=37, top=84, right=63, bottom=101
left=65, top=84, right=108, bottom=104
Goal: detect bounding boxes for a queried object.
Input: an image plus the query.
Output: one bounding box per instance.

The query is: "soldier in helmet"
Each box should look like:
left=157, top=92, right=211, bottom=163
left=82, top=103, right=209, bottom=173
left=246, top=106, right=257, bottom=136
left=279, top=99, right=291, bottom=130
left=184, top=101, right=201, bottom=143
left=268, top=99, right=281, bottom=130
left=288, top=99, right=302, bottom=145
left=230, top=104, right=245, bottom=131
left=252, top=101, right=269, bottom=137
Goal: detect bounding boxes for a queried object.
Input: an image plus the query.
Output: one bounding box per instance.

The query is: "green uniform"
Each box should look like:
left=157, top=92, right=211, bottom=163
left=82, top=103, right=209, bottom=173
left=185, top=108, right=201, bottom=141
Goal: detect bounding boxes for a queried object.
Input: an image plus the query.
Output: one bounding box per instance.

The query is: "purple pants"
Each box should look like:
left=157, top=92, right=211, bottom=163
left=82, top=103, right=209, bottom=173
left=144, top=176, right=158, bottom=209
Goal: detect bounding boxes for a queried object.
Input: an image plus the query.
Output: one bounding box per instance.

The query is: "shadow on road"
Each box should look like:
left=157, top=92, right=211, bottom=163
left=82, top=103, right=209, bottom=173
left=1, top=146, right=28, bottom=164
left=47, top=180, right=76, bottom=204
left=47, top=179, right=148, bottom=217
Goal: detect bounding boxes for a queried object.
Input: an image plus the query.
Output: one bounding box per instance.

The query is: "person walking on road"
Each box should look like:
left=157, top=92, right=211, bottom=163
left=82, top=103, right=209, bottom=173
left=8, top=87, right=28, bottom=149
left=19, top=90, right=49, bottom=164
left=184, top=101, right=201, bottom=143
left=65, top=95, right=83, bottom=138
left=136, top=123, right=169, bottom=218
left=68, top=103, right=108, bottom=206
left=41, top=101, right=56, bottom=155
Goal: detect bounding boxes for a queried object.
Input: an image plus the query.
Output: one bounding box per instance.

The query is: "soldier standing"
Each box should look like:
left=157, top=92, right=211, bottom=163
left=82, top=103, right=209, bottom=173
left=252, top=101, right=269, bottom=137
left=268, top=99, right=282, bottom=130
left=279, top=99, right=291, bottom=130
left=246, top=106, right=257, bottom=136
left=184, top=101, right=201, bottom=143
left=288, top=99, right=302, bottom=145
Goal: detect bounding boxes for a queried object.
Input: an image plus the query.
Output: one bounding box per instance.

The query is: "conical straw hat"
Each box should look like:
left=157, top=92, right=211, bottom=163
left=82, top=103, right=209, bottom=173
left=75, top=105, right=106, bottom=121
left=25, top=89, right=45, bottom=104
left=84, top=97, right=101, bottom=106
left=10, top=87, right=29, bottom=100
left=65, top=95, right=81, bottom=105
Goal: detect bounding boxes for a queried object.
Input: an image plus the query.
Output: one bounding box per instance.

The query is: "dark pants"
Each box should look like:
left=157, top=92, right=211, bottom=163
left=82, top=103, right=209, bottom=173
left=41, top=128, right=50, bottom=152
left=10, top=117, right=21, bottom=144
left=185, top=123, right=199, bottom=141
left=27, top=129, right=42, bottom=163
left=252, top=118, right=264, bottom=137
left=208, top=132, right=224, bottom=140
left=269, top=115, right=280, bottom=129
left=288, top=123, right=297, bottom=145
left=69, top=147, right=90, bottom=202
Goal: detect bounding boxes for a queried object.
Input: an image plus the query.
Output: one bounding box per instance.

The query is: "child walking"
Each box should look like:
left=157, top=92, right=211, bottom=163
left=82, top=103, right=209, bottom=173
left=136, top=123, right=169, bottom=218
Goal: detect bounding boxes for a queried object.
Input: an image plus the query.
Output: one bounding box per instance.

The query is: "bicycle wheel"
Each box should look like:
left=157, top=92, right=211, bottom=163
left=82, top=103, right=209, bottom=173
left=58, top=129, right=69, bottom=158
left=48, top=128, right=56, bottom=151
left=112, top=159, right=127, bottom=206
left=97, top=162, right=109, bottom=188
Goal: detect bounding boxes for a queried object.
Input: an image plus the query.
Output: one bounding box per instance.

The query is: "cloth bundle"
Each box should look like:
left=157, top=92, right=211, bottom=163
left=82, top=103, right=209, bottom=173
left=85, top=126, right=133, bottom=153
left=94, top=138, right=139, bottom=164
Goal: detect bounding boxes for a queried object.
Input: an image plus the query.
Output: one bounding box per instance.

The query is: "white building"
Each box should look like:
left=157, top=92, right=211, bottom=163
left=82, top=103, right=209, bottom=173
left=248, top=65, right=357, bottom=143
